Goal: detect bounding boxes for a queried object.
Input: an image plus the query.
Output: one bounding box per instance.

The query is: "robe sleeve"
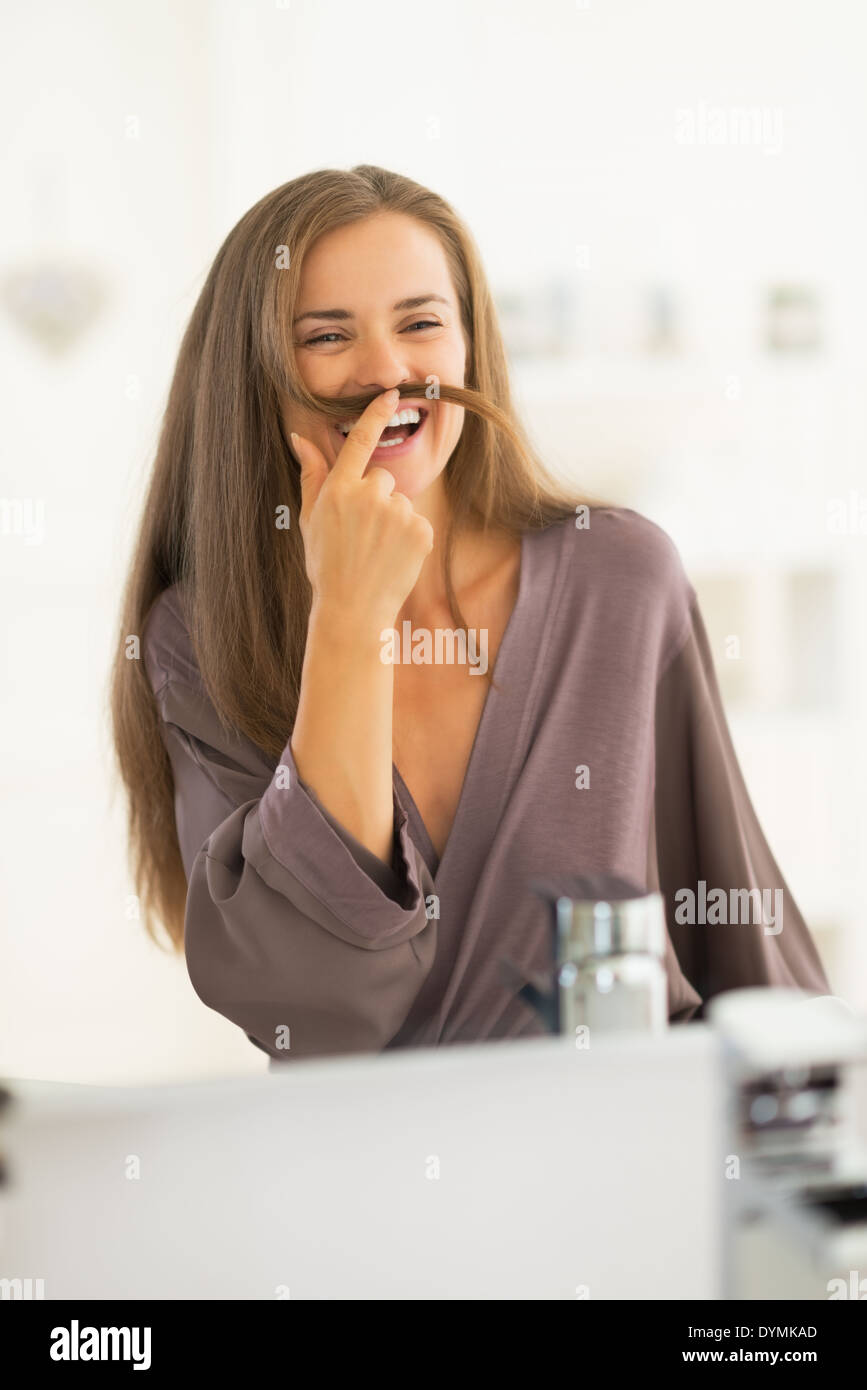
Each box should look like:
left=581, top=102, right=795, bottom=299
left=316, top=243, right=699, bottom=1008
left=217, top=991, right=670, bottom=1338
left=148, top=672, right=438, bottom=1064
left=648, top=590, right=832, bottom=1019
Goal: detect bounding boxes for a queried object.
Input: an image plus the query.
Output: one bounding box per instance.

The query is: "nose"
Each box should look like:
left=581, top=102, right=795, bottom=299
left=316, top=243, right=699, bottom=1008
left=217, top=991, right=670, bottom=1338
left=347, top=335, right=413, bottom=397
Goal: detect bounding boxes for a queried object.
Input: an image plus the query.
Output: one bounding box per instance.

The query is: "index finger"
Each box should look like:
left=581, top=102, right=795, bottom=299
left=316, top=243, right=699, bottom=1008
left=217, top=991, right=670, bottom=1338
left=330, top=388, right=402, bottom=482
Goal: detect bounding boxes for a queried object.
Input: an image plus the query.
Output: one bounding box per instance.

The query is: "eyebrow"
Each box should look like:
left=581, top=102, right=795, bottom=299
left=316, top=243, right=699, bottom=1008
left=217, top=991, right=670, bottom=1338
left=292, top=294, right=450, bottom=326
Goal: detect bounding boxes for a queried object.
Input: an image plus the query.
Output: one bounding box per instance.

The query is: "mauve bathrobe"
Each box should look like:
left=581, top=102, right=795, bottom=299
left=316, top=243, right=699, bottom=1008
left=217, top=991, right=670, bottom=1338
left=142, top=506, right=831, bottom=1064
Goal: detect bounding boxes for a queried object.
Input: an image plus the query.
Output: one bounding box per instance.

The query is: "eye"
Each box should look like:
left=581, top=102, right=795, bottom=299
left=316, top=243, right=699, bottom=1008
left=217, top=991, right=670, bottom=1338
left=302, top=331, right=346, bottom=346
left=301, top=319, right=443, bottom=347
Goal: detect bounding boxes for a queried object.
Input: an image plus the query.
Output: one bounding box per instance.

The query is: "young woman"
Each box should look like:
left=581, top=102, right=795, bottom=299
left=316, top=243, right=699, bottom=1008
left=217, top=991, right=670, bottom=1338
left=110, top=164, right=830, bottom=1065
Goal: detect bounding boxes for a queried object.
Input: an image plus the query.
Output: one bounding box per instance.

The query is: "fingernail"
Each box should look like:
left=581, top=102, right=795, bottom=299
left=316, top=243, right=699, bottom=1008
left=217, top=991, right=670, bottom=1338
left=290, top=431, right=301, bottom=449
left=385, top=388, right=400, bottom=404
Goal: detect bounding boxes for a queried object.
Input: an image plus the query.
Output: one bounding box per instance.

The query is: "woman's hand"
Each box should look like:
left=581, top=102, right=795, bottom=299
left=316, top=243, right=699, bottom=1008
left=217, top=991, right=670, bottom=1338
left=292, top=388, right=434, bottom=629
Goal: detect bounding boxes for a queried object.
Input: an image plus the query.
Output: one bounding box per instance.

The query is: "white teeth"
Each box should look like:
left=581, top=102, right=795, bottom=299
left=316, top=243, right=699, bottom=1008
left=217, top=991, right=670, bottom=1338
left=337, top=407, right=422, bottom=436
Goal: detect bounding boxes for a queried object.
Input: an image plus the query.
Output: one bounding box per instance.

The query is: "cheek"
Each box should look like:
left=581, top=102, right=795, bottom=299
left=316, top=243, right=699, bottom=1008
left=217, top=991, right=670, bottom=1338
left=432, top=404, right=464, bottom=452
left=452, top=408, right=466, bottom=445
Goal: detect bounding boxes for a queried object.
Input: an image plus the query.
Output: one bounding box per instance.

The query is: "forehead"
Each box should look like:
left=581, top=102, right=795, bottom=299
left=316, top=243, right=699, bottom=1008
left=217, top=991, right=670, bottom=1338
left=297, top=212, right=455, bottom=307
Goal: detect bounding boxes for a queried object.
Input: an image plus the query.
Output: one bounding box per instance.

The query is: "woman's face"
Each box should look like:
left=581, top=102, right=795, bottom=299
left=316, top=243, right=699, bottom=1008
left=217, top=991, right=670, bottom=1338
left=282, top=211, right=467, bottom=501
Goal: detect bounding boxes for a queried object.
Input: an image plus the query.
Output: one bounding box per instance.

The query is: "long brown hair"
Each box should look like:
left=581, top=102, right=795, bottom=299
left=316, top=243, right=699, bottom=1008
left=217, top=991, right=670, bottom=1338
left=108, top=164, right=610, bottom=952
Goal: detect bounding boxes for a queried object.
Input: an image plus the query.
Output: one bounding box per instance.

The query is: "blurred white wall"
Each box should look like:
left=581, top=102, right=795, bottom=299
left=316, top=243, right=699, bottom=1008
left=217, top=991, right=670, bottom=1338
left=1, top=0, right=865, bottom=1083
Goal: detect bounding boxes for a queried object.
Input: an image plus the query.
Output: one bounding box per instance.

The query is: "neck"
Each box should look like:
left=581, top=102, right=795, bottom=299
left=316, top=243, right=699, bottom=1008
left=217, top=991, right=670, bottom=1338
left=396, top=477, right=508, bottom=627
left=399, top=476, right=450, bottom=620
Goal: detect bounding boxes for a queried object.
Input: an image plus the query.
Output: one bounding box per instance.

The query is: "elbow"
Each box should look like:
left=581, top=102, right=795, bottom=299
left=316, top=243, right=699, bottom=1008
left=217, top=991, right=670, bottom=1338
left=181, top=847, right=437, bottom=1062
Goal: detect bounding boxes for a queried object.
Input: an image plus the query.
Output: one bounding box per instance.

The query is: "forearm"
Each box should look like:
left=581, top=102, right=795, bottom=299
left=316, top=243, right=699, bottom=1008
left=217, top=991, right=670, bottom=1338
left=290, top=600, right=396, bottom=865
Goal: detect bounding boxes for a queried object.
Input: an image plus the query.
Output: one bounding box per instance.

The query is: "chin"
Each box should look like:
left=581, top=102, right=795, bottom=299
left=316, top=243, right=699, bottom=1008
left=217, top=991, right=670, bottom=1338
left=381, top=460, right=443, bottom=498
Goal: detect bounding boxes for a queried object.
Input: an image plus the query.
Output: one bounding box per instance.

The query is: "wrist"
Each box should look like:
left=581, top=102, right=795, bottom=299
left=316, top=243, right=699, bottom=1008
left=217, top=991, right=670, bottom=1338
left=309, top=598, right=398, bottom=649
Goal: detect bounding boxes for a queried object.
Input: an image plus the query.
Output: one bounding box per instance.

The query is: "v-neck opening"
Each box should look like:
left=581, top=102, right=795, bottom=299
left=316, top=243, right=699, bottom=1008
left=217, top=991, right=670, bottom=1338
left=392, top=527, right=531, bottom=884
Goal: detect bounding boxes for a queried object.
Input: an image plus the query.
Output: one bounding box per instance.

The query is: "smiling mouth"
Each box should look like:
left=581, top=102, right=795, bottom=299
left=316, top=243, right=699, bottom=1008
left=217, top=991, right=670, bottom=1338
left=333, top=405, right=429, bottom=448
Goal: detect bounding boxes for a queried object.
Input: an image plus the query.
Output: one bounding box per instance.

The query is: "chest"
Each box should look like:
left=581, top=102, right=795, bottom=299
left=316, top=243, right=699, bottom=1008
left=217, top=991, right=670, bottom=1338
left=391, top=597, right=519, bottom=863
left=392, top=665, right=492, bottom=864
